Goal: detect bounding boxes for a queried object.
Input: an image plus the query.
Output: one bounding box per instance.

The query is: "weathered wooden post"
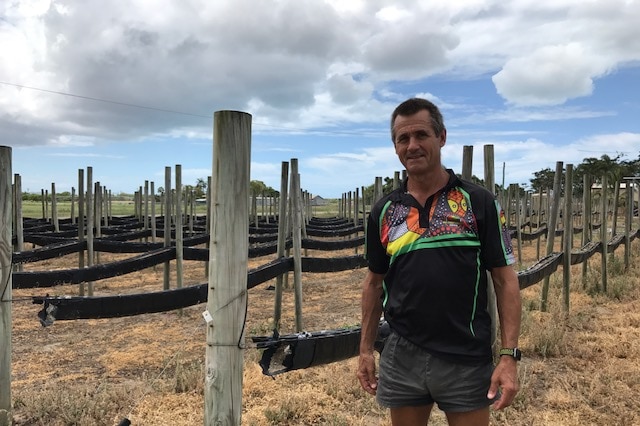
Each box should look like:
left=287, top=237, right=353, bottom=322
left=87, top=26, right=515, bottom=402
left=273, top=161, right=290, bottom=332
left=163, top=167, right=172, bottom=291
left=483, top=145, right=498, bottom=346
left=624, top=178, right=632, bottom=271
left=51, top=182, right=59, bottom=232
left=562, top=164, right=573, bottom=312
left=462, top=145, right=473, bottom=181
left=513, top=184, right=523, bottom=266
left=536, top=187, right=543, bottom=259
left=290, top=159, right=304, bottom=332
left=13, top=174, right=23, bottom=273
left=541, top=162, right=564, bottom=311
left=374, top=177, right=383, bottom=203
left=0, top=147, right=12, bottom=426
left=144, top=180, right=150, bottom=241
left=600, top=175, right=608, bottom=293
left=175, top=165, right=184, bottom=292
left=78, top=169, right=85, bottom=295
left=86, top=167, right=95, bottom=296
left=204, top=110, right=251, bottom=426
left=582, top=174, right=592, bottom=288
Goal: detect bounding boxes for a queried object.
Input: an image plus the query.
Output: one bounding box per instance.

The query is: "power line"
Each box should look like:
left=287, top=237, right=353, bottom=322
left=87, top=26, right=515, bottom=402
left=0, top=80, right=211, bottom=118
left=0, top=80, right=354, bottom=133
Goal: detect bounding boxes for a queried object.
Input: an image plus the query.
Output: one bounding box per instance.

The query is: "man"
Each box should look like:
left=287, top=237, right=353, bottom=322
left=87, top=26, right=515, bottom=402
left=357, top=98, right=522, bottom=426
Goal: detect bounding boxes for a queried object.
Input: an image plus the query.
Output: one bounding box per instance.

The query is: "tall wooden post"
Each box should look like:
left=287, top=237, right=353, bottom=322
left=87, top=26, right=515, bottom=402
left=273, top=161, right=289, bottom=332
left=51, top=182, right=59, bottom=232
left=462, top=145, right=473, bottom=180
left=175, top=165, right=184, bottom=291
left=86, top=167, right=94, bottom=296
left=562, top=164, right=573, bottom=312
left=0, top=147, right=12, bottom=426
left=13, top=174, right=23, bottom=273
left=290, top=159, right=304, bottom=332
left=541, top=162, right=564, bottom=311
left=78, top=169, right=85, bottom=295
left=483, top=145, right=497, bottom=346
left=582, top=174, right=592, bottom=288
left=204, top=110, right=251, bottom=426
left=163, top=167, right=172, bottom=291
left=600, top=175, right=608, bottom=293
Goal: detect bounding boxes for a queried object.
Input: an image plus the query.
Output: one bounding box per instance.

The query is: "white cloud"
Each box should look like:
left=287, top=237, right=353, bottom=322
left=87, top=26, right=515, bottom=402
left=492, top=43, right=611, bottom=106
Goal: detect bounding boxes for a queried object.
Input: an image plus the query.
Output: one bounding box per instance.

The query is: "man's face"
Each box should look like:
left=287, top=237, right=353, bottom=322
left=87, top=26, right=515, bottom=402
left=392, top=109, right=446, bottom=176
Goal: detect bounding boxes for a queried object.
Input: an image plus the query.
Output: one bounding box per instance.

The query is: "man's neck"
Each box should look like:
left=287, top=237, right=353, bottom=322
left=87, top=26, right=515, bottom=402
left=406, top=167, right=449, bottom=205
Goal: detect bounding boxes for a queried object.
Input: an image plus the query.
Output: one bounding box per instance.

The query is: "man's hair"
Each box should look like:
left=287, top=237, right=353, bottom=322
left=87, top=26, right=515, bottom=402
left=390, top=98, right=445, bottom=142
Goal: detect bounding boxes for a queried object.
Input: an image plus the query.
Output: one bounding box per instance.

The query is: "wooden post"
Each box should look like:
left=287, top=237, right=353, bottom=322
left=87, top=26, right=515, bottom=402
left=374, top=177, right=383, bottom=203
left=164, top=167, right=172, bottom=291
left=71, top=187, right=76, bottom=225
left=482, top=145, right=498, bottom=346
left=273, top=161, right=289, bottom=332
left=582, top=174, right=591, bottom=288
left=536, top=187, right=543, bottom=259
left=205, top=176, right=211, bottom=278
left=13, top=174, right=23, bottom=273
left=175, top=165, right=184, bottom=291
left=290, top=159, right=304, bottom=332
left=204, top=110, right=251, bottom=426
left=540, top=162, right=564, bottom=311
left=562, top=164, right=573, bottom=312
left=94, top=182, right=102, bottom=265
left=600, top=175, right=608, bottom=293
left=144, top=180, right=150, bottom=241
left=393, top=171, right=400, bottom=190
left=51, top=182, right=59, bottom=232
left=86, top=167, right=94, bottom=296
left=624, top=179, right=632, bottom=271
left=462, top=145, right=473, bottom=180
left=41, top=189, right=46, bottom=221
left=0, top=146, right=12, bottom=426
left=513, top=184, right=523, bottom=266
left=78, top=169, right=85, bottom=295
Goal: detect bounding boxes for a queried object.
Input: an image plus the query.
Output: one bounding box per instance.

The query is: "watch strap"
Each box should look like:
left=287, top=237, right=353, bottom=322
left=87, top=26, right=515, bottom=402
left=499, top=347, right=521, bottom=360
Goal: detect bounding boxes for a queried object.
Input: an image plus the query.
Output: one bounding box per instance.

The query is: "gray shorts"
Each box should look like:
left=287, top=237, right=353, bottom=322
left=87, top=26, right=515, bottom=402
left=376, top=331, right=495, bottom=413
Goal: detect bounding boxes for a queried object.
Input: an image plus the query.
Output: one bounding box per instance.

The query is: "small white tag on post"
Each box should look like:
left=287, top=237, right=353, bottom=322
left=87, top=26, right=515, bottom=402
left=202, top=310, right=213, bottom=325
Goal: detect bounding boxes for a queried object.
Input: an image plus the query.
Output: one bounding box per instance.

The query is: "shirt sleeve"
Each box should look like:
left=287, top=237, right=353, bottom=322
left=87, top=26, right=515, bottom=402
left=479, top=192, right=516, bottom=268
left=364, top=206, right=391, bottom=275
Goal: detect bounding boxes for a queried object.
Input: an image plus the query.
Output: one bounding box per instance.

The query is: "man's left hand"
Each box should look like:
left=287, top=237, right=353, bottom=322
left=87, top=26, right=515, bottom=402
left=488, top=356, right=519, bottom=410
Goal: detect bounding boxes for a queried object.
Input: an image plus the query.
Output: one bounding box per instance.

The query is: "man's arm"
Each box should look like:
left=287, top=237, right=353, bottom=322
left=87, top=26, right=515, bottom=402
left=488, top=264, right=522, bottom=410
left=357, top=270, right=385, bottom=395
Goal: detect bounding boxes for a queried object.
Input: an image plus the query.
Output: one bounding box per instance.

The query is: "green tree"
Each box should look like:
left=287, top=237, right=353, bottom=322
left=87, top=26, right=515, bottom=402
left=249, top=180, right=279, bottom=197
left=195, top=178, right=207, bottom=198
left=530, top=167, right=561, bottom=194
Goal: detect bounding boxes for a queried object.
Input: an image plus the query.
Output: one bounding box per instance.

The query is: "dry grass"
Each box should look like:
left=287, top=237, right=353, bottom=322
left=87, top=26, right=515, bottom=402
left=7, top=236, right=640, bottom=425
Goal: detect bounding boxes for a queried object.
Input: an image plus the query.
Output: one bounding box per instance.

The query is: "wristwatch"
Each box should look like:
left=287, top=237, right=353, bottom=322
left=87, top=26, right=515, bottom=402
left=499, top=347, right=522, bottom=361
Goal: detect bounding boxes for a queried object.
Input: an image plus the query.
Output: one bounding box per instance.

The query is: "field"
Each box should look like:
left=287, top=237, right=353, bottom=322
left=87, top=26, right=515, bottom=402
left=6, top=217, right=640, bottom=425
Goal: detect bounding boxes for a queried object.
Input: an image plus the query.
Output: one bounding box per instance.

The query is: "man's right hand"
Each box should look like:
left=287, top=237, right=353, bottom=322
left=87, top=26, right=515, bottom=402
left=357, top=352, right=378, bottom=395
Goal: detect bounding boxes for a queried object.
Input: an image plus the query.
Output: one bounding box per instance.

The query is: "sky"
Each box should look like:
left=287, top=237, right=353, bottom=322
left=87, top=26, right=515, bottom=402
left=1, top=0, right=640, bottom=198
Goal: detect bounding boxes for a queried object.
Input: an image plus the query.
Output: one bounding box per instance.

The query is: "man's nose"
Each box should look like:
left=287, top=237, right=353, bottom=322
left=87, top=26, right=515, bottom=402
left=407, top=135, right=421, bottom=150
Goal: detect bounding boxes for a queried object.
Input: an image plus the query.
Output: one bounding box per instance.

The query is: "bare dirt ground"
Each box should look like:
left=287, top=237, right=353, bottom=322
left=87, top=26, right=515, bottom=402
left=8, top=238, right=640, bottom=425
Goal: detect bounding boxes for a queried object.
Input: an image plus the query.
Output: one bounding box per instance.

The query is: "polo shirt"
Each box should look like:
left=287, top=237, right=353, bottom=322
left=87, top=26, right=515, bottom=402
left=366, top=169, right=516, bottom=364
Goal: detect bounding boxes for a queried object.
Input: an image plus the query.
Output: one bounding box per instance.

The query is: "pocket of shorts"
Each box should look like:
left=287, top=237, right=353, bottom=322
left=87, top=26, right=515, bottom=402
left=380, top=332, right=400, bottom=375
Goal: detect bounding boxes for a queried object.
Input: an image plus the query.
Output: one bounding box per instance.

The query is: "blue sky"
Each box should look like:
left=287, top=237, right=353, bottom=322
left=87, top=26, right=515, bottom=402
left=1, top=0, right=640, bottom=198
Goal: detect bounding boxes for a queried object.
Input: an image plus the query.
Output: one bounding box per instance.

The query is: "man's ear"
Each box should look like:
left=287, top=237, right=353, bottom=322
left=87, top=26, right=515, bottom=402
left=440, top=129, right=447, bottom=147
